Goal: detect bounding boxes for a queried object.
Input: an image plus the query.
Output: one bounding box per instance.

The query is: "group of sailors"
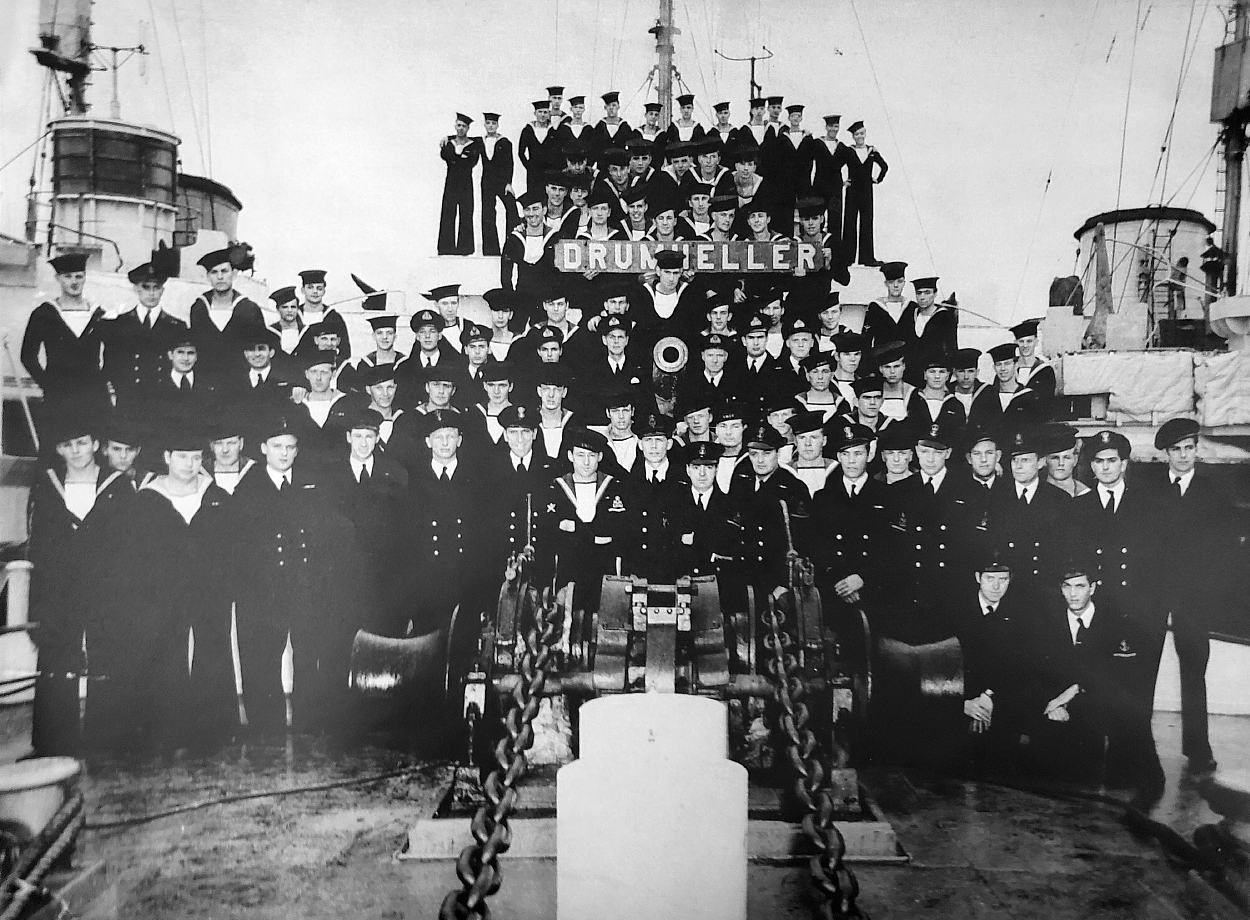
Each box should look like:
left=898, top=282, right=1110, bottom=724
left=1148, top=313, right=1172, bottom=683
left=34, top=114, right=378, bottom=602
left=20, top=172, right=1229, bottom=803
left=438, top=87, right=887, bottom=269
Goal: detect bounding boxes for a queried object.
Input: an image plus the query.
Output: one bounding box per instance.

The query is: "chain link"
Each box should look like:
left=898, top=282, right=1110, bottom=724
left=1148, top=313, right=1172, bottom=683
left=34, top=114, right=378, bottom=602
left=439, top=591, right=563, bottom=920
left=763, top=594, right=868, bottom=920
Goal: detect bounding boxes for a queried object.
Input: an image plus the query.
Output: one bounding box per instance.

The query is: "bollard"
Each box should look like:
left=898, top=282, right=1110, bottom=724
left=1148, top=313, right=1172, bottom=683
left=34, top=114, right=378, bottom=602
left=557, top=694, right=747, bottom=920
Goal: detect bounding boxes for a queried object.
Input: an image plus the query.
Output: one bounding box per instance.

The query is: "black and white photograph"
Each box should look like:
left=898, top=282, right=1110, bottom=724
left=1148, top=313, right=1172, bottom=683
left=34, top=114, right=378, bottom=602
left=0, top=0, right=1249, bottom=916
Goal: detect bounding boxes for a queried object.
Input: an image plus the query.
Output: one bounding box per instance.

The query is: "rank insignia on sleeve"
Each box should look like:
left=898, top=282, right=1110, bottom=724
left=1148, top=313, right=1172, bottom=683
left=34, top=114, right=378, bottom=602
left=547, top=503, right=557, bottom=513
left=609, top=495, right=626, bottom=512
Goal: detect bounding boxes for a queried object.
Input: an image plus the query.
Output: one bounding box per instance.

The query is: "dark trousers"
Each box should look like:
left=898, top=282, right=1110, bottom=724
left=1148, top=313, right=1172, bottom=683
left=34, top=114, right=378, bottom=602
left=32, top=648, right=81, bottom=757
left=190, top=603, right=240, bottom=739
left=290, top=614, right=355, bottom=732
left=438, top=177, right=474, bottom=255
left=842, top=186, right=875, bottom=265
left=481, top=184, right=516, bottom=256
left=236, top=606, right=290, bottom=732
left=819, top=187, right=844, bottom=250
left=1171, top=611, right=1212, bottom=760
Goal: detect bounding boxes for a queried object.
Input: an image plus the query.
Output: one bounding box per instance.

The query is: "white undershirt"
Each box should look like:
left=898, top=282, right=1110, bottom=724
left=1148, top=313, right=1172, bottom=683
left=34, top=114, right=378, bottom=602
left=572, top=481, right=598, bottom=522
left=63, top=482, right=96, bottom=520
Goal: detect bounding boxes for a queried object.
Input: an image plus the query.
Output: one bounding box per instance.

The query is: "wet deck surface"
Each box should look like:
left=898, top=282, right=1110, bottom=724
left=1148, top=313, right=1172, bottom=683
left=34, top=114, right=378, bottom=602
left=73, top=714, right=1249, bottom=919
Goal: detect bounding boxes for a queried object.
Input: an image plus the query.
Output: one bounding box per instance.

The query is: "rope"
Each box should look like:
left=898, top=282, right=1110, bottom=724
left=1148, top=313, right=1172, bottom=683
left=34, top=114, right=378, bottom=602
left=198, top=0, right=213, bottom=177
left=1114, top=0, right=1144, bottom=212
left=846, top=0, right=936, bottom=269
left=611, top=0, right=631, bottom=86
left=144, top=0, right=182, bottom=163
left=622, top=69, right=656, bottom=121
left=1155, top=0, right=1198, bottom=200
left=589, top=0, right=601, bottom=97
left=1009, top=0, right=1102, bottom=314
left=167, top=0, right=208, bottom=174
left=679, top=0, right=716, bottom=120
left=85, top=762, right=447, bottom=830
left=0, top=132, right=50, bottom=177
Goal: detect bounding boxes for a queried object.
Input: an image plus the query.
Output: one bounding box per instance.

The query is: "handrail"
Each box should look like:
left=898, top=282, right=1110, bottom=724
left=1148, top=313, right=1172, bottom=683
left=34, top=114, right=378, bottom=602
left=42, top=224, right=124, bottom=272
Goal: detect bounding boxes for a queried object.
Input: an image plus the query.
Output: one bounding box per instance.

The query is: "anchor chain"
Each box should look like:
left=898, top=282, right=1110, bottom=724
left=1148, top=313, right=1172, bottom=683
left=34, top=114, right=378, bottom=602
left=763, top=593, right=868, bottom=920
left=439, top=591, right=563, bottom=920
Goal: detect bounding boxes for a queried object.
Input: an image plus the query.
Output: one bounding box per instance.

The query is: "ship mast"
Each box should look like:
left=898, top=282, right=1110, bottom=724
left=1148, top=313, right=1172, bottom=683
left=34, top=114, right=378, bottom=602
left=1213, top=0, right=1250, bottom=300
left=649, top=0, right=678, bottom=124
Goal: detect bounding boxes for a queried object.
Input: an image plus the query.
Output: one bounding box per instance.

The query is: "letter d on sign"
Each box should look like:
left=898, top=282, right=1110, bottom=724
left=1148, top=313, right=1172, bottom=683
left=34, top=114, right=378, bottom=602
left=559, top=241, right=584, bottom=272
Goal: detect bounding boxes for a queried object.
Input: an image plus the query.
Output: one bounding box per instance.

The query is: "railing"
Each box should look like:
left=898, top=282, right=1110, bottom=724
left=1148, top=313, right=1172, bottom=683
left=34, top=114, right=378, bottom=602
left=40, top=224, right=124, bottom=272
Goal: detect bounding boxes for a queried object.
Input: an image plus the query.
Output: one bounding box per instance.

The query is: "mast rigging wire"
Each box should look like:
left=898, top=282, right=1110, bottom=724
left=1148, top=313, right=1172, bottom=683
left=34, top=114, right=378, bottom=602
left=142, top=0, right=180, bottom=140
left=679, top=0, right=716, bottom=117
left=1009, top=0, right=1103, bottom=315
left=1, top=133, right=51, bottom=178
left=199, top=0, right=213, bottom=177
left=167, top=0, right=208, bottom=174
left=611, top=0, right=631, bottom=86
left=1114, top=0, right=1143, bottom=212
left=846, top=0, right=936, bottom=269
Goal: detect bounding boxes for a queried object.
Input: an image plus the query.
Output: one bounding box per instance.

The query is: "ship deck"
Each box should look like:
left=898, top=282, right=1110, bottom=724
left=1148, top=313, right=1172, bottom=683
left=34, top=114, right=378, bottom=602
left=73, top=712, right=1250, bottom=919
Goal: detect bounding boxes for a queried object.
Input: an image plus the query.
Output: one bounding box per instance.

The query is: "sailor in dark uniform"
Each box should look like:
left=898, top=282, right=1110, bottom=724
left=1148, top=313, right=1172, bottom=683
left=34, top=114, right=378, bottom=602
left=810, top=421, right=892, bottom=617
left=953, top=551, right=1030, bottom=759
left=1026, top=560, right=1156, bottom=792
left=232, top=412, right=356, bottom=734
left=502, top=189, right=562, bottom=301
left=188, top=248, right=264, bottom=375
left=408, top=407, right=490, bottom=646
left=487, top=404, right=550, bottom=569
left=969, top=342, right=1041, bottom=430
left=838, top=119, right=888, bottom=266
left=327, top=410, right=411, bottom=636
left=535, top=426, right=632, bottom=613
left=98, top=259, right=188, bottom=413
left=633, top=102, right=668, bottom=162
left=99, top=410, right=149, bottom=489
left=28, top=413, right=133, bottom=755
left=478, top=112, right=516, bottom=255
left=218, top=323, right=297, bottom=440
left=1011, top=319, right=1056, bottom=406
left=671, top=441, right=736, bottom=578
left=706, top=101, right=736, bottom=149
left=884, top=421, right=964, bottom=642
left=984, top=427, right=1072, bottom=599
left=692, top=136, right=735, bottom=198
left=1149, top=417, right=1229, bottom=774
left=534, top=363, right=579, bottom=471
left=780, top=410, right=837, bottom=497
left=22, top=251, right=108, bottom=426
left=293, top=269, right=352, bottom=364
left=142, top=327, right=216, bottom=435
left=89, top=420, right=236, bottom=751
left=337, top=313, right=406, bottom=396
left=438, top=112, right=480, bottom=255
left=906, top=349, right=966, bottom=429
left=294, top=351, right=352, bottom=474
left=268, top=286, right=304, bottom=358
left=590, top=90, right=631, bottom=167
left=803, top=114, right=846, bottom=248
left=900, top=276, right=958, bottom=386
left=738, top=97, right=771, bottom=149
left=712, top=397, right=752, bottom=493
left=206, top=409, right=255, bottom=495
left=395, top=309, right=461, bottom=403
left=518, top=99, right=560, bottom=194
left=727, top=422, right=811, bottom=595
left=949, top=347, right=989, bottom=420
left=665, top=93, right=705, bottom=148
left=861, top=260, right=913, bottom=352
left=626, top=413, right=690, bottom=581
left=1071, top=430, right=1166, bottom=800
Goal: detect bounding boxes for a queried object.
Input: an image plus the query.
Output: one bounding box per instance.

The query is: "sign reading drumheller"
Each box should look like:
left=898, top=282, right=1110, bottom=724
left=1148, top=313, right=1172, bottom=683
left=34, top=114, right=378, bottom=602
left=555, top=239, right=829, bottom=274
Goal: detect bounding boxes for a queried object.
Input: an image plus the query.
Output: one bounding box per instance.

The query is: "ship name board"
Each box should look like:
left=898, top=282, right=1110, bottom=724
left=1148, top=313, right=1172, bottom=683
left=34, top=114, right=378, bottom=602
left=555, top=239, right=829, bottom=274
